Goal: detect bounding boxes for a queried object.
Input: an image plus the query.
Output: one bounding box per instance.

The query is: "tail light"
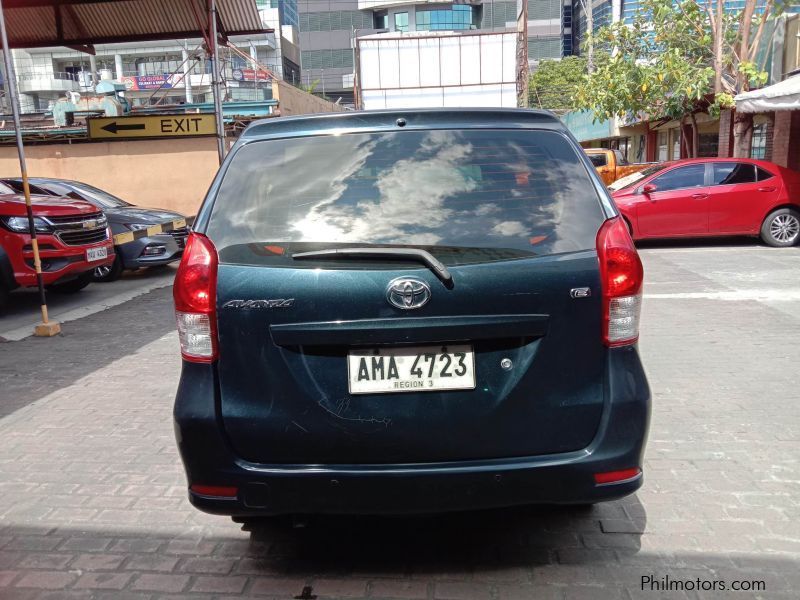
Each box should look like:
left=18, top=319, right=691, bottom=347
left=596, top=217, right=644, bottom=346
left=174, top=232, right=218, bottom=362
left=594, top=468, right=641, bottom=485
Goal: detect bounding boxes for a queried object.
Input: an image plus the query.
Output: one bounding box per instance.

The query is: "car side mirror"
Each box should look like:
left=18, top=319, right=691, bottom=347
left=642, top=183, right=657, bottom=194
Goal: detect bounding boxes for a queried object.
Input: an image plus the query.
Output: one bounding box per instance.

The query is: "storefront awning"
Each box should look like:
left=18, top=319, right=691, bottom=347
left=2, top=0, right=269, bottom=50
left=734, top=75, right=800, bottom=113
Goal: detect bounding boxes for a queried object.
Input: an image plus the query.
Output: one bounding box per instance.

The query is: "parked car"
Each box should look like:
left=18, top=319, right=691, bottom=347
left=0, top=190, right=115, bottom=309
left=173, top=109, right=651, bottom=518
left=610, top=158, right=800, bottom=247
left=0, top=178, right=188, bottom=282
left=584, top=148, right=655, bottom=186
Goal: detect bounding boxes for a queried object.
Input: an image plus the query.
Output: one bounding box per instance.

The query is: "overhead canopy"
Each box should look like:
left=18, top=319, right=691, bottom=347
left=2, top=0, right=270, bottom=51
left=735, top=75, right=800, bottom=113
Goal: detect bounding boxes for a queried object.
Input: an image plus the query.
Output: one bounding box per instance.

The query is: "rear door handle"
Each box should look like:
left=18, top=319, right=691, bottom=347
left=757, top=186, right=776, bottom=192
left=691, top=193, right=709, bottom=199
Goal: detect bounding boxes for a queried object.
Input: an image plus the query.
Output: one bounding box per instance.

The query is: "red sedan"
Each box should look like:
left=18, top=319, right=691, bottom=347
left=610, top=158, right=800, bottom=247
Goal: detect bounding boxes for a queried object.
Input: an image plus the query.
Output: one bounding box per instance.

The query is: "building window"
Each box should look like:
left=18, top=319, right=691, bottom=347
left=299, top=11, right=373, bottom=32
left=698, top=133, right=718, bottom=157
left=300, top=49, right=354, bottom=70
left=635, top=134, right=646, bottom=162
left=657, top=131, right=668, bottom=162
left=671, top=129, right=681, bottom=160
left=394, top=12, right=409, bottom=32
left=374, top=11, right=388, bottom=29
left=528, top=37, right=562, bottom=61
left=416, top=5, right=474, bottom=31
left=751, top=123, right=767, bottom=159
left=482, top=1, right=517, bottom=29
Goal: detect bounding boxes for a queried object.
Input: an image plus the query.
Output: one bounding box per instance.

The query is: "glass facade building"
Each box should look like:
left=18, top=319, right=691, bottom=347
left=416, top=5, right=476, bottom=31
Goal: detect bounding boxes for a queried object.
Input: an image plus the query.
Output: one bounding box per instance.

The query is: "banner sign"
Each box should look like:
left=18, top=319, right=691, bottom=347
left=121, top=75, right=184, bottom=91
left=231, top=68, right=271, bottom=82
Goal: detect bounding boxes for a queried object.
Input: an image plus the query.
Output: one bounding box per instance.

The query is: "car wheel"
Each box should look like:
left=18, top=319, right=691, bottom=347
left=0, top=283, right=8, bottom=311
left=761, top=208, right=800, bottom=247
left=92, top=254, right=123, bottom=282
left=48, top=273, right=92, bottom=294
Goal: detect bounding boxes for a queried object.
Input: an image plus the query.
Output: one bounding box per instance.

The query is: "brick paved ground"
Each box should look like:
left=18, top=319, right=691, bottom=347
left=0, top=241, right=798, bottom=599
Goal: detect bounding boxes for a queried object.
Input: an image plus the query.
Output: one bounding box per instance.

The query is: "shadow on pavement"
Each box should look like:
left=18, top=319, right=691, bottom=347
left=1, top=498, right=795, bottom=597
left=0, top=265, right=174, bottom=324
left=242, top=498, right=647, bottom=576
left=635, top=236, right=791, bottom=250
left=0, top=285, right=175, bottom=419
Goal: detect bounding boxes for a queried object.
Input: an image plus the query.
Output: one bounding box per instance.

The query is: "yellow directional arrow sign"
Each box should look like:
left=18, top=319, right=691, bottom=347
left=87, top=114, right=217, bottom=140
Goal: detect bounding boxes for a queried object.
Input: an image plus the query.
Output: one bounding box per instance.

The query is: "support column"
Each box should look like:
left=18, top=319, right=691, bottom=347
left=89, top=54, right=98, bottom=86
left=771, top=110, right=793, bottom=168
left=114, top=53, right=123, bottom=80
left=717, top=109, right=734, bottom=157
left=209, top=0, right=226, bottom=164
left=182, top=48, right=193, bottom=104
left=0, top=0, right=59, bottom=337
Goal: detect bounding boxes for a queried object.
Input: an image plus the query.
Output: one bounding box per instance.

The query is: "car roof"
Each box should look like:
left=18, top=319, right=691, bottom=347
left=239, top=108, right=566, bottom=142
left=655, top=157, right=780, bottom=168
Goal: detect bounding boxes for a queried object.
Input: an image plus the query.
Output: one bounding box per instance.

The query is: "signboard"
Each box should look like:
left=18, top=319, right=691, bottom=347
left=358, top=32, right=517, bottom=110
left=231, top=68, right=271, bottom=82
left=121, top=74, right=184, bottom=91
left=87, top=114, right=217, bottom=140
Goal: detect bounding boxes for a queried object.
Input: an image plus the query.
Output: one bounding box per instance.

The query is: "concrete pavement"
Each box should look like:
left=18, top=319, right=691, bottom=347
left=0, top=242, right=798, bottom=599
left=0, top=265, right=176, bottom=342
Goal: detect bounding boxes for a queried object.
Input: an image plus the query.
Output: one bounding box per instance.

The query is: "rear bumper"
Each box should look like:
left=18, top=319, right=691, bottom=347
left=175, top=346, right=650, bottom=516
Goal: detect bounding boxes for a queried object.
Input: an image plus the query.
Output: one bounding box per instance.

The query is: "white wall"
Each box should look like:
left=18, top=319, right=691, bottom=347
left=358, top=32, right=517, bottom=110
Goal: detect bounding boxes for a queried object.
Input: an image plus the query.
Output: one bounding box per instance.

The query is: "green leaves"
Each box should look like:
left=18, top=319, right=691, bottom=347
left=575, top=0, right=769, bottom=126
left=528, top=56, right=591, bottom=111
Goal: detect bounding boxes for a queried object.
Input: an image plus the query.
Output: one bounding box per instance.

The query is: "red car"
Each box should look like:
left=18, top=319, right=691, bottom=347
left=0, top=192, right=116, bottom=309
left=610, top=158, right=800, bottom=247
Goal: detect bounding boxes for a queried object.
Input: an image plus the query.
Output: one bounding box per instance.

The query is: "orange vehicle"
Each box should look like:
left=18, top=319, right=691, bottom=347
left=585, top=148, right=655, bottom=186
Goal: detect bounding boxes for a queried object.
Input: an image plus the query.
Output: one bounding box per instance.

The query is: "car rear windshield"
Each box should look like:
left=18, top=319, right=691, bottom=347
left=206, top=129, right=606, bottom=266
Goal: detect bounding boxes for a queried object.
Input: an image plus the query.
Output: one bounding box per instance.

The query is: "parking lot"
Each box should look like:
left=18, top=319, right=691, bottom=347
left=0, top=240, right=798, bottom=599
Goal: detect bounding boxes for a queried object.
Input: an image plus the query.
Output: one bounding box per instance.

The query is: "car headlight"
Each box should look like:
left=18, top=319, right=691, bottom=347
left=1, top=216, right=52, bottom=233
left=125, top=223, right=151, bottom=231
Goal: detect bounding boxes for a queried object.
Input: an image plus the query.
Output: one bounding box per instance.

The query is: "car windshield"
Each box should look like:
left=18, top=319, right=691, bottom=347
left=70, top=183, right=132, bottom=209
left=609, top=164, right=668, bottom=191
left=206, top=129, right=606, bottom=266
left=3, top=180, right=52, bottom=196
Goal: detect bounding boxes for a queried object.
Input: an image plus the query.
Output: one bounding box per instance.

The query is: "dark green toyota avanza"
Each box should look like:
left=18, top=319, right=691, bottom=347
left=173, top=109, right=651, bottom=516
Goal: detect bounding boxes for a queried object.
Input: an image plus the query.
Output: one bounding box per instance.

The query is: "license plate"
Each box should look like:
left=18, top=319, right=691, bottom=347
left=347, top=345, right=475, bottom=394
left=86, top=247, right=108, bottom=262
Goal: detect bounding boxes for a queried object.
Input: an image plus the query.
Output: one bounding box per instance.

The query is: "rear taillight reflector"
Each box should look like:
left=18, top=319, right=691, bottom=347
left=190, top=484, right=238, bottom=498
left=176, top=312, right=215, bottom=359
left=594, top=468, right=641, bottom=485
left=173, top=233, right=218, bottom=362
left=596, top=217, right=644, bottom=347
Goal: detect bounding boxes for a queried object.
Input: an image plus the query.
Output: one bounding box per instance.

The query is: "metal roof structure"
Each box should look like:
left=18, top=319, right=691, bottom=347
left=3, top=0, right=269, bottom=51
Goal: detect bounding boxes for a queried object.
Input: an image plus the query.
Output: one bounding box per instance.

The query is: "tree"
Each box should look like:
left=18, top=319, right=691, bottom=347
left=716, top=0, right=781, bottom=156
left=529, top=56, right=589, bottom=112
left=576, top=0, right=777, bottom=158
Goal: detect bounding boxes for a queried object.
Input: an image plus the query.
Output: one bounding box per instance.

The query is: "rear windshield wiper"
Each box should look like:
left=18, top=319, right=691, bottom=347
left=292, top=247, right=453, bottom=285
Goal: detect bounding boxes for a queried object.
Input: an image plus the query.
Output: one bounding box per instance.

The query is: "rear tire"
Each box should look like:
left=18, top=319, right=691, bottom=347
left=92, top=254, right=123, bottom=282
left=0, top=283, right=9, bottom=311
left=760, top=208, right=800, bottom=247
left=49, top=273, right=92, bottom=294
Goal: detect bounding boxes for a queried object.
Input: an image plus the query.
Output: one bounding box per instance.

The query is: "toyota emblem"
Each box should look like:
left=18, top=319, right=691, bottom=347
left=386, top=278, right=431, bottom=310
